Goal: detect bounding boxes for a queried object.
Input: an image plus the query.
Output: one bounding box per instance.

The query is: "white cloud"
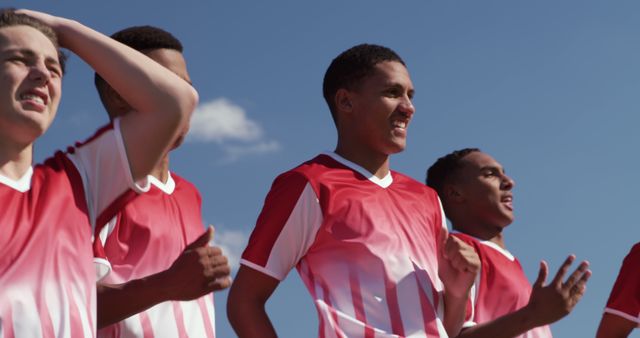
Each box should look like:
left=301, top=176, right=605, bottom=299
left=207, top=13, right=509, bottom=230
left=187, top=98, right=280, bottom=162
left=210, top=227, right=248, bottom=273
left=188, top=98, right=263, bottom=143
left=221, top=140, right=281, bottom=164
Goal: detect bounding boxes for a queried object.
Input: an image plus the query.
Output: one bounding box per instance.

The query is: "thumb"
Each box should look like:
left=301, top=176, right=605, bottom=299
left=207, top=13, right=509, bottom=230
left=533, top=260, right=548, bottom=289
left=186, top=225, right=214, bottom=250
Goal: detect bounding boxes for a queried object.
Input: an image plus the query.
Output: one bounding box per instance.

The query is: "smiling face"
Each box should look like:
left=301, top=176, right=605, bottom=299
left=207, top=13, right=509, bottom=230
left=343, top=60, right=415, bottom=157
left=0, top=25, right=62, bottom=145
left=452, top=151, right=516, bottom=230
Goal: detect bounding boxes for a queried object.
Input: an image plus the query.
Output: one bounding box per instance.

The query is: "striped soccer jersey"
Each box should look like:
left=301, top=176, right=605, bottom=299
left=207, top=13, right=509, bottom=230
left=604, top=242, right=640, bottom=327
left=94, top=173, right=215, bottom=338
left=452, top=232, right=552, bottom=338
left=242, top=152, right=449, bottom=338
left=0, top=120, right=146, bottom=337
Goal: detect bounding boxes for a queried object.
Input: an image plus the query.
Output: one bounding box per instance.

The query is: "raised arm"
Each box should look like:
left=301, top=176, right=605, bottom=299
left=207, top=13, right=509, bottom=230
left=227, top=265, right=280, bottom=338
left=438, top=228, right=481, bottom=337
left=457, top=255, right=591, bottom=338
left=97, top=227, right=231, bottom=328
left=19, top=9, right=197, bottom=180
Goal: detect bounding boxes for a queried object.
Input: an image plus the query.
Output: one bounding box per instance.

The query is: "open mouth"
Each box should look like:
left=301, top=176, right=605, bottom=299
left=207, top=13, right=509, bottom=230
left=501, top=195, right=513, bottom=210
left=20, top=89, right=48, bottom=107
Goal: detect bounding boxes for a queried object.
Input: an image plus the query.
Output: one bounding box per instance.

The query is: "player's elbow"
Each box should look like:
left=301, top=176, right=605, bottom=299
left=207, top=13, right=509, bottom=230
left=173, top=86, right=199, bottom=131
left=227, top=282, right=252, bottom=327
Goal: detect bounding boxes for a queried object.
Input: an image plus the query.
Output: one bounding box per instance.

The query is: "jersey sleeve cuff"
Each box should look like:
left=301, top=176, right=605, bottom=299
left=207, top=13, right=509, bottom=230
left=113, top=118, right=150, bottom=193
left=604, top=307, right=640, bottom=326
left=94, top=257, right=112, bottom=281
left=462, top=321, right=477, bottom=328
left=240, top=259, right=285, bottom=281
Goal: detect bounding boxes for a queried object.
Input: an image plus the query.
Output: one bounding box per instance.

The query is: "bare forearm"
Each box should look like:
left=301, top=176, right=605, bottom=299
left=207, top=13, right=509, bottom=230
left=54, top=18, right=197, bottom=121
left=228, top=301, right=277, bottom=338
left=97, top=271, right=172, bottom=328
left=443, top=293, right=468, bottom=337
left=456, top=306, right=537, bottom=338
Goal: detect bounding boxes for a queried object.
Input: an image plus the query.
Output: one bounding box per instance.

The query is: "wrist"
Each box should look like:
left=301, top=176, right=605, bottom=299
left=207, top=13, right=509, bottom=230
left=518, top=303, right=543, bottom=330
left=143, top=270, right=175, bottom=302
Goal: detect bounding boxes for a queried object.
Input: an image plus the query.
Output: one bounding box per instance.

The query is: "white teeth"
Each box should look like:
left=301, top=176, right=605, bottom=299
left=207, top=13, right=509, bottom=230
left=392, top=121, right=406, bottom=129
left=21, top=94, right=44, bottom=105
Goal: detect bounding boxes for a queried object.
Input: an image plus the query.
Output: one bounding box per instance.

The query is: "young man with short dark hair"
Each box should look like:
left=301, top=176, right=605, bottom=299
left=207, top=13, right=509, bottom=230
left=427, top=148, right=591, bottom=338
left=228, top=44, right=480, bottom=338
left=0, top=9, right=196, bottom=337
left=92, top=26, right=231, bottom=338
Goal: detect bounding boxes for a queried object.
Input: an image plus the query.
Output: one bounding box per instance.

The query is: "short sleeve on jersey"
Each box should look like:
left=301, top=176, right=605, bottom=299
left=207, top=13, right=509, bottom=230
left=604, top=243, right=640, bottom=326
left=241, top=171, right=323, bottom=281
left=67, top=118, right=149, bottom=231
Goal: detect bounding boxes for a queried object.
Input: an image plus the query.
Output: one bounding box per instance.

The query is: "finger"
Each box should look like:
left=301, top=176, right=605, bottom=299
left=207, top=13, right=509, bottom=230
left=208, top=224, right=216, bottom=244
left=438, top=227, right=450, bottom=260
left=551, top=254, right=576, bottom=286
left=206, top=276, right=233, bottom=292
left=186, top=226, right=214, bottom=250
left=562, top=260, right=589, bottom=289
left=570, top=270, right=591, bottom=300
left=533, top=260, right=548, bottom=289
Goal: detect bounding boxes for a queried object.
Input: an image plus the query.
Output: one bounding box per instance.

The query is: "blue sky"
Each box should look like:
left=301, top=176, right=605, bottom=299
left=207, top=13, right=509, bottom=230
left=15, top=1, right=640, bottom=337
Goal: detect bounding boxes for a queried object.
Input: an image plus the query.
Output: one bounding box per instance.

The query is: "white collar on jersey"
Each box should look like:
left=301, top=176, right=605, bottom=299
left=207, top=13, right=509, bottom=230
left=324, top=151, right=393, bottom=188
left=146, top=171, right=176, bottom=194
left=451, top=230, right=516, bottom=261
left=0, top=166, right=33, bottom=192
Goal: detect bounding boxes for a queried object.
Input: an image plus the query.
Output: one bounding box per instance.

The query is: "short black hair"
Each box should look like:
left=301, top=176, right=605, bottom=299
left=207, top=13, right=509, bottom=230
left=0, top=8, right=67, bottom=73
left=426, top=148, right=481, bottom=197
left=94, top=25, right=183, bottom=113
left=322, top=43, right=405, bottom=125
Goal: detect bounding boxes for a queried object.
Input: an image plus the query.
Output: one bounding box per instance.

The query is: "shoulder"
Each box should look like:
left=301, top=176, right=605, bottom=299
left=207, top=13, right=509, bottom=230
left=391, top=170, right=440, bottom=199
left=171, top=172, right=196, bottom=190
left=67, top=123, right=116, bottom=153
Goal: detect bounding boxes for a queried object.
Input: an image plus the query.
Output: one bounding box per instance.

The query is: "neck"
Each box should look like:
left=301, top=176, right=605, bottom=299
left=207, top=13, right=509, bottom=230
left=149, top=154, right=170, bottom=183
left=0, top=138, right=34, bottom=180
left=452, top=219, right=507, bottom=249
left=334, top=143, right=390, bottom=180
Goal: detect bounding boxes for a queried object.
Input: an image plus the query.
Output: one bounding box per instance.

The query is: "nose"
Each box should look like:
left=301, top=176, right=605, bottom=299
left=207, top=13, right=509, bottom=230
left=501, top=174, right=515, bottom=190
left=28, top=61, right=50, bottom=85
left=399, top=95, right=415, bottom=117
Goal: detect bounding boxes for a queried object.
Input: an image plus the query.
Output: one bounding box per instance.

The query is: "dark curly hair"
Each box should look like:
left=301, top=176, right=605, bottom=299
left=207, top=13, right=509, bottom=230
left=94, top=25, right=183, bottom=112
left=322, top=43, right=405, bottom=125
left=426, top=148, right=481, bottom=197
left=0, top=9, right=67, bottom=73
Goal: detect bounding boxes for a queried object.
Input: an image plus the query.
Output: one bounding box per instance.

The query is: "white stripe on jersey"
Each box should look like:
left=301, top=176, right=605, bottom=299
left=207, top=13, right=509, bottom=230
left=266, top=183, right=322, bottom=280
left=11, top=289, right=43, bottom=337
left=71, top=284, right=93, bottom=337
left=204, top=296, right=216, bottom=338
left=146, top=302, right=179, bottom=337
left=179, top=300, right=205, bottom=337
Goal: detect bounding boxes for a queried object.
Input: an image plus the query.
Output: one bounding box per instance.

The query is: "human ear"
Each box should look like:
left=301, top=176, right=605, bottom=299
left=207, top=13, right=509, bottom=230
left=444, top=184, right=464, bottom=203
left=335, top=88, right=353, bottom=113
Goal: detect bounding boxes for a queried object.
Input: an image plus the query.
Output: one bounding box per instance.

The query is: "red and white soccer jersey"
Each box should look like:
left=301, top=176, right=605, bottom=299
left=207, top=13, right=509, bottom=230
left=452, top=232, right=552, bottom=338
left=94, top=173, right=215, bottom=338
left=242, top=153, right=449, bottom=338
left=603, top=242, right=640, bottom=327
left=0, top=119, right=147, bottom=338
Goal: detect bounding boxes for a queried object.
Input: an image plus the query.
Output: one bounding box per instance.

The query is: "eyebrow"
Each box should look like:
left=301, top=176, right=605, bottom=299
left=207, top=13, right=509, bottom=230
left=3, top=48, right=61, bottom=68
left=385, top=82, right=415, bottom=97
left=479, top=165, right=505, bottom=173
